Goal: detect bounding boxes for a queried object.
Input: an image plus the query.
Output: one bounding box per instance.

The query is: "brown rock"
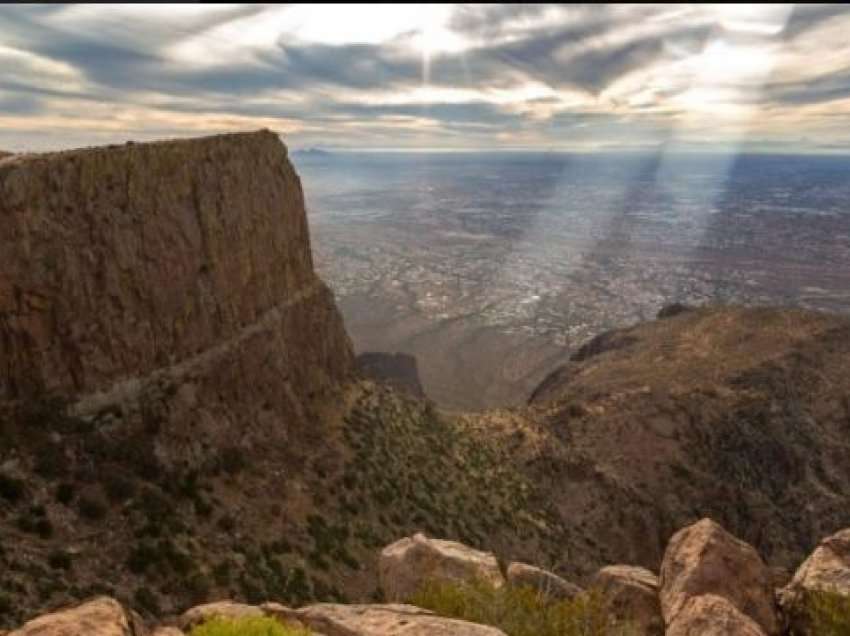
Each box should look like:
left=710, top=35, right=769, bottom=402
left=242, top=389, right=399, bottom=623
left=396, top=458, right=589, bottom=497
left=178, top=601, right=263, bottom=630
left=659, top=518, right=779, bottom=635
left=0, top=130, right=353, bottom=471
left=778, top=528, right=850, bottom=633
left=271, top=603, right=507, bottom=636
left=505, top=562, right=582, bottom=600
left=379, top=533, right=504, bottom=602
left=151, top=629, right=185, bottom=636
left=592, top=565, right=662, bottom=635
left=9, top=597, right=141, bottom=636
left=0, top=130, right=352, bottom=393
left=666, top=594, right=767, bottom=636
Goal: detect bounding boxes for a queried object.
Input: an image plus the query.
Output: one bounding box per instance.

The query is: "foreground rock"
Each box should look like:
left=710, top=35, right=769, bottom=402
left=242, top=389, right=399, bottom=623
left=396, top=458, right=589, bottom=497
left=665, top=595, right=766, bottom=636
left=659, top=518, right=778, bottom=635
left=592, top=565, right=662, bottom=635
left=379, top=534, right=504, bottom=602
left=505, top=562, right=582, bottom=600
left=778, top=527, right=850, bottom=633
left=9, top=597, right=142, bottom=636
left=266, top=602, right=507, bottom=636
left=178, top=601, right=264, bottom=630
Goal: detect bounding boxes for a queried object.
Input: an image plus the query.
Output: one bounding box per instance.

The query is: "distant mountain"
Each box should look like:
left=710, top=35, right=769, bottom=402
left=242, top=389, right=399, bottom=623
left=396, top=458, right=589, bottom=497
left=292, top=147, right=332, bottom=157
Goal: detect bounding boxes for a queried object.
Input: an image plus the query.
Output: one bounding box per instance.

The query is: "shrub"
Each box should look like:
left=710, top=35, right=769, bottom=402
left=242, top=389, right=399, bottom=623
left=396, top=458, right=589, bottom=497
left=805, top=589, right=850, bottom=636
left=190, top=616, right=311, bottom=636
left=78, top=494, right=108, bottom=520
left=55, top=482, right=75, bottom=505
left=133, top=586, right=160, bottom=615
left=411, top=579, right=639, bottom=636
left=0, top=473, right=25, bottom=502
left=47, top=549, right=72, bottom=571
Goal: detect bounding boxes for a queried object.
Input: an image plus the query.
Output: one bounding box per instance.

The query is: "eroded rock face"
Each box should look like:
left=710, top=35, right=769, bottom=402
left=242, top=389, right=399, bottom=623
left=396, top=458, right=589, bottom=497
left=659, top=518, right=779, bottom=635
left=178, top=600, right=264, bottom=631
left=8, top=597, right=142, bottom=636
left=0, top=131, right=353, bottom=469
left=592, top=565, right=662, bottom=635
left=0, top=130, right=352, bottom=402
left=505, top=562, right=582, bottom=600
left=379, top=534, right=504, bottom=602
left=778, top=527, right=850, bottom=633
left=665, top=594, right=767, bottom=636
left=267, top=603, right=508, bottom=636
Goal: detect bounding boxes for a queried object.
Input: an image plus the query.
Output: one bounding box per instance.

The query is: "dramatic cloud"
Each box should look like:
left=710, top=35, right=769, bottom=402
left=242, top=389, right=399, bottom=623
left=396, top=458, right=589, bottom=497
left=1, top=3, right=850, bottom=151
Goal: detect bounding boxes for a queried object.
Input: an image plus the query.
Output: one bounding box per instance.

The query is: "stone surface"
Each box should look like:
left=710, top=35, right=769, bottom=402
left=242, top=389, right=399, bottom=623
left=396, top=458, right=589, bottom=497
left=8, top=597, right=139, bottom=636
left=505, top=562, right=582, bottom=600
left=0, top=129, right=353, bottom=403
left=178, top=600, right=264, bottom=630
left=379, top=533, right=504, bottom=602
left=659, top=518, right=779, bottom=635
left=592, top=565, right=662, bottom=635
left=0, top=130, right=353, bottom=471
left=266, top=603, right=507, bottom=636
left=151, top=629, right=185, bottom=636
left=665, top=594, right=767, bottom=636
left=778, top=527, right=850, bottom=633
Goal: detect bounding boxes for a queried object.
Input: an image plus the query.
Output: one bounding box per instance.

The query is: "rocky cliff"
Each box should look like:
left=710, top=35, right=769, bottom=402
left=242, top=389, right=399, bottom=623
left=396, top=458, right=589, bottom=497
left=0, top=130, right=353, bottom=466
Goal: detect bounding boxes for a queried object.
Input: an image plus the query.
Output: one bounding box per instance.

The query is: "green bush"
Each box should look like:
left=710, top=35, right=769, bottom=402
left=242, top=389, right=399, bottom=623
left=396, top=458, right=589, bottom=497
left=411, top=579, right=639, bottom=636
left=190, top=616, right=311, bottom=636
left=805, top=589, right=850, bottom=636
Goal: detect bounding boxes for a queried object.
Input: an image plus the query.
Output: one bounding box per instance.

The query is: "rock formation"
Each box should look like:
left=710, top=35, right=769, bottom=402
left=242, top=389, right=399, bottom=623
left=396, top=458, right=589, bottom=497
left=665, top=594, right=767, bottom=636
left=592, top=565, right=663, bottom=635
left=0, top=130, right=353, bottom=469
left=505, top=562, right=582, bottom=601
left=379, top=533, right=504, bottom=602
left=659, top=518, right=779, bottom=634
left=7, top=597, right=143, bottom=636
left=778, top=528, right=850, bottom=633
left=266, top=602, right=508, bottom=636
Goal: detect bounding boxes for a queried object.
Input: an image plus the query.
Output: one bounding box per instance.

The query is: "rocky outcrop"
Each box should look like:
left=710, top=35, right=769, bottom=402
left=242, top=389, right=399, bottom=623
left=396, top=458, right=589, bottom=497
left=379, top=533, right=504, bottom=602
left=778, top=527, right=850, bottom=633
left=665, top=594, right=767, bottom=636
left=505, top=562, right=582, bottom=600
left=356, top=352, right=425, bottom=399
left=266, top=602, right=508, bottom=636
left=659, top=518, right=779, bottom=635
left=0, top=130, right=353, bottom=468
left=178, top=601, right=263, bottom=631
left=8, top=597, right=143, bottom=636
left=591, top=565, right=662, bottom=635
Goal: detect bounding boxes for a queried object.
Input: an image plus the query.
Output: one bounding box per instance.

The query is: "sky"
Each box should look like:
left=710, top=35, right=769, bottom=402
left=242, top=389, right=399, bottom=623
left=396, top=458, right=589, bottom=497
left=2, top=3, right=850, bottom=153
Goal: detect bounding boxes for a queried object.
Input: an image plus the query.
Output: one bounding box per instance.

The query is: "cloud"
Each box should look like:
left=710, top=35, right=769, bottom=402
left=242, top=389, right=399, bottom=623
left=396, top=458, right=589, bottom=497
left=1, top=4, right=850, bottom=151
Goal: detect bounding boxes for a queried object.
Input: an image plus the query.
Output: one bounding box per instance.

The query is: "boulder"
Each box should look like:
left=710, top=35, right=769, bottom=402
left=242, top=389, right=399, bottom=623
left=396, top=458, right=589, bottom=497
left=8, top=597, right=141, bottom=636
left=778, top=528, right=850, bottom=633
left=659, top=518, right=778, bottom=635
left=379, top=533, right=504, bottom=602
left=265, top=603, right=507, bottom=636
left=505, top=562, right=582, bottom=600
left=178, top=601, right=263, bottom=631
left=666, top=594, right=767, bottom=636
left=592, top=565, right=662, bottom=635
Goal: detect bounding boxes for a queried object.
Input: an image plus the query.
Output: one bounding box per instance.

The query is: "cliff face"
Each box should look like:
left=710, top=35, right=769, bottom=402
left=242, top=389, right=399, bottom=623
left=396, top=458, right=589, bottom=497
left=0, top=131, right=353, bottom=468
left=0, top=130, right=351, bottom=402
